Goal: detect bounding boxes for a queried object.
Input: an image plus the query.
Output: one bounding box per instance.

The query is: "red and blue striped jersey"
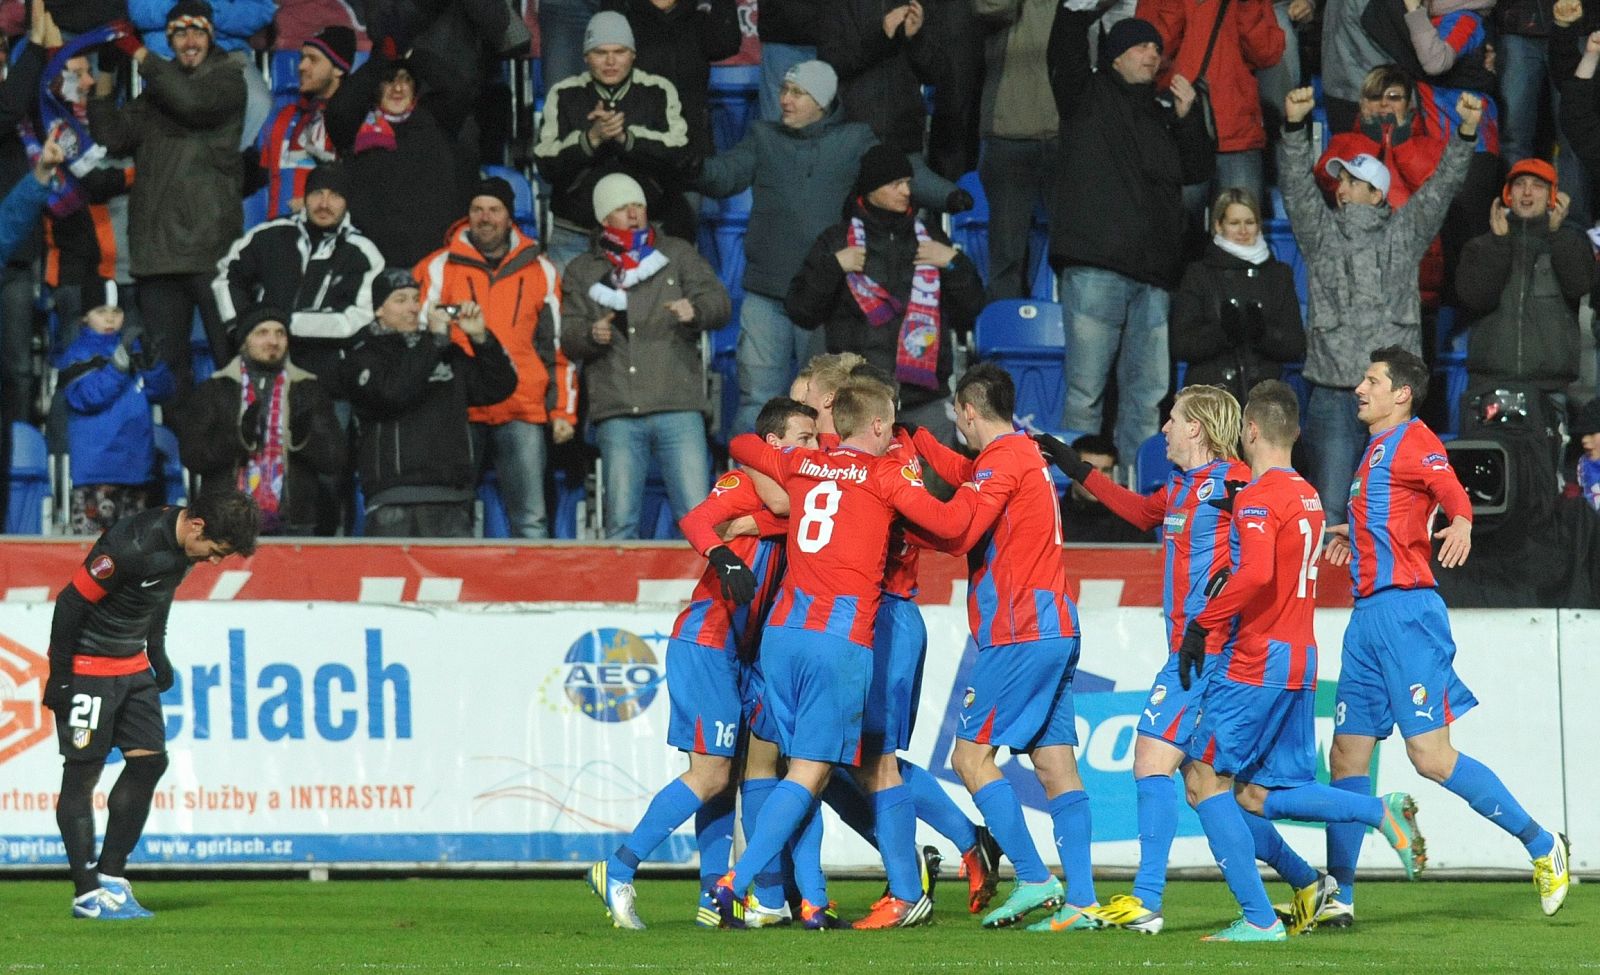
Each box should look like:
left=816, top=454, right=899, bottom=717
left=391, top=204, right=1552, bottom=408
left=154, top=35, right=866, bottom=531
left=1348, top=418, right=1473, bottom=597
left=1083, top=459, right=1250, bottom=652
left=912, top=430, right=1079, bottom=649
left=1415, top=12, right=1499, bottom=153
left=1196, top=468, right=1324, bottom=690
left=674, top=470, right=788, bottom=651
left=818, top=429, right=923, bottom=598
left=729, top=434, right=977, bottom=648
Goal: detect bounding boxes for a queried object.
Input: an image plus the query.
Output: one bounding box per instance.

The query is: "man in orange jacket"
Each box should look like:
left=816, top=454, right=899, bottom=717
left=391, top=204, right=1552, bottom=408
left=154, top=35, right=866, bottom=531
left=416, top=177, right=577, bottom=538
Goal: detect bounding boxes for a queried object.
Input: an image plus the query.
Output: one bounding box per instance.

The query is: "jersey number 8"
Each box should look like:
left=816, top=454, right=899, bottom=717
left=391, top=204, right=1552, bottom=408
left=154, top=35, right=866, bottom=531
left=797, top=481, right=842, bottom=553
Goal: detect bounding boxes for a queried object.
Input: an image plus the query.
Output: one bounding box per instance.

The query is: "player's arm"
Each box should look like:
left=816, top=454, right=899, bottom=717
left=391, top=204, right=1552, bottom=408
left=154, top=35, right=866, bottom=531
left=1413, top=440, right=1474, bottom=568
left=728, top=433, right=789, bottom=484
left=145, top=600, right=175, bottom=692
left=679, top=474, right=763, bottom=556
left=45, top=547, right=130, bottom=709
left=743, top=467, right=789, bottom=516
left=910, top=426, right=975, bottom=486
left=1034, top=432, right=1166, bottom=529
left=1177, top=502, right=1279, bottom=688
left=893, top=464, right=1005, bottom=553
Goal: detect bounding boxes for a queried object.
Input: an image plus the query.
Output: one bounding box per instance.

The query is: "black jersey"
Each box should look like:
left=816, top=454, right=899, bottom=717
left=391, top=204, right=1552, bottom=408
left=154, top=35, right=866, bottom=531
left=51, top=507, right=192, bottom=664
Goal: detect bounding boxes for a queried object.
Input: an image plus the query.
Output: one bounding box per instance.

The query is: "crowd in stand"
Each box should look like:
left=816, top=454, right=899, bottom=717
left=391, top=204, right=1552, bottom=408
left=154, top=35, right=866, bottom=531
left=0, top=0, right=1597, bottom=543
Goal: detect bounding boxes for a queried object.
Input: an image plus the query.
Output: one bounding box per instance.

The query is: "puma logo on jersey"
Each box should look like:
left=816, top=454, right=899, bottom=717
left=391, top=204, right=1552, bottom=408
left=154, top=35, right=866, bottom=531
left=1414, top=707, right=1435, bottom=721
left=1143, top=708, right=1159, bottom=725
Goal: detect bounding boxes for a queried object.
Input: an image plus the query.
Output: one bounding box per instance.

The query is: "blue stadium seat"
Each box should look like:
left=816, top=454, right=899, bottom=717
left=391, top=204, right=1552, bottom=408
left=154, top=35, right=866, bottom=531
left=482, top=165, right=540, bottom=241
left=973, top=299, right=1065, bottom=431
left=1434, top=306, right=1470, bottom=436
left=552, top=466, right=584, bottom=540
left=7, top=421, right=49, bottom=534
left=949, top=172, right=988, bottom=286
left=1135, top=433, right=1172, bottom=495
left=708, top=65, right=761, bottom=153
left=1264, top=217, right=1307, bottom=320
left=152, top=425, right=187, bottom=505
left=636, top=473, right=681, bottom=541
left=478, top=469, right=511, bottom=539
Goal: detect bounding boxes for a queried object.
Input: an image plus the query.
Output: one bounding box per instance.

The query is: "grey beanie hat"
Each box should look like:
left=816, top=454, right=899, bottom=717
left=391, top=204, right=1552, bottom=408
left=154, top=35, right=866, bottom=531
left=784, top=60, right=837, bottom=109
left=583, top=11, right=635, bottom=53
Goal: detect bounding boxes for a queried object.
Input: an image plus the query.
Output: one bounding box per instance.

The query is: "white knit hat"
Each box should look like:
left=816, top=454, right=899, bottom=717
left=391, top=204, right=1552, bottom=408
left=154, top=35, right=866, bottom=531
left=592, top=172, right=647, bottom=224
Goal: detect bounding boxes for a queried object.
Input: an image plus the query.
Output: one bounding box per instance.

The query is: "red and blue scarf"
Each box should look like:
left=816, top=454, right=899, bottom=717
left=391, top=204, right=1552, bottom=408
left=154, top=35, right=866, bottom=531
left=844, top=209, right=941, bottom=390
left=588, top=225, right=669, bottom=311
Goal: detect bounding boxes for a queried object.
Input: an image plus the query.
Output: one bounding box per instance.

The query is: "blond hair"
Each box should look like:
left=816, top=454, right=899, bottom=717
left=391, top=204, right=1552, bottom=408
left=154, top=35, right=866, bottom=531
left=1176, top=384, right=1242, bottom=460
left=1244, top=380, right=1300, bottom=447
left=831, top=382, right=894, bottom=439
left=800, top=352, right=867, bottom=399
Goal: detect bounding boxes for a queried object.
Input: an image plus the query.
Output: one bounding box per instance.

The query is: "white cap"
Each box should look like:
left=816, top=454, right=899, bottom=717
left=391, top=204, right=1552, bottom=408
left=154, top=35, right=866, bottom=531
left=1324, top=153, right=1391, bottom=202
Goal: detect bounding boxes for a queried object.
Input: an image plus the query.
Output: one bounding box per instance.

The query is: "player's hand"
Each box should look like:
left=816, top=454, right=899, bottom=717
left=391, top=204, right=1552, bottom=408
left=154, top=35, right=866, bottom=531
left=707, top=545, right=757, bottom=605
left=1285, top=86, right=1316, bottom=125
left=1433, top=515, right=1472, bottom=568
left=1323, top=522, right=1352, bottom=567
left=151, top=659, right=174, bottom=693
left=1032, top=432, right=1093, bottom=483
left=1178, top=621, right=1207, bottom=690
left=551, top=418, right=575, bottom=445
left=42, top=671, right=73, bottom=713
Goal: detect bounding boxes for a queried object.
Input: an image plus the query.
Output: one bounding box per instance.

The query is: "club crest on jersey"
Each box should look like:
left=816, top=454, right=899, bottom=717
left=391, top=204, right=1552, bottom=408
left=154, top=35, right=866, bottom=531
left=72, top=728, right=91, bottom=750
left=1150, top=684, right=1168, bottom=706
left=901, top=464, right=924, bottom=487
left=89, top=555, right=115, bottom=580
left=1196, top=480, right=1215, bottom=501
left=962, top=686, right=975, bottom=709
left=1410, top=683, right=1427, bottom=706
left=1369, top=444, right=1387, bottom=468
left=713, top=473, right=741, bottom=494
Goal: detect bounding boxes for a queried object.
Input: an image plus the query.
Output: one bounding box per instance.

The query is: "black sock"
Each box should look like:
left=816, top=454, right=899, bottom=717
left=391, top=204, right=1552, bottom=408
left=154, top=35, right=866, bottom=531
left=98, top=753, right=168, bottom=878
left=57, top=761, right=104, bottom=896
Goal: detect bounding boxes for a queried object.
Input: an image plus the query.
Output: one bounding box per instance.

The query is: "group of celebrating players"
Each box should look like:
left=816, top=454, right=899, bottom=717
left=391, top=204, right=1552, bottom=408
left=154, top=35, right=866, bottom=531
left=587, top=345, right=1573, bottom=941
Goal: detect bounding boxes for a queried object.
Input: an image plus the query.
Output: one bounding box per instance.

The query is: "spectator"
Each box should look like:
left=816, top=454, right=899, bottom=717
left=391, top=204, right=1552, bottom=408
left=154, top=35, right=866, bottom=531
left=415, top=177, right=577, bottom=540
left=178, top=306, right=345, bottom=535
left=784, top=146, right=983, bottom=440
left=1278, top=85, right=1478, bottom=524
left=213, top=161, right=384, bottom=395
left=820, top=0, right=960, bottom=203
left=1256, top=0, right=1315, bottom=129
left=129, top=0, right=274, bottom=149
left=698, top=60, right=954, bottom=433
left=535, top=12, right=694, bottom=269
left=974, top=0, right=1058, bottom=301
left=1322, top=0, right=1400, bottom=132
left=89, top=1, right=247, bottom=392
left=540, top=0, right=604, bottom=95
left=1170, top=188, right=1305, bottom=404
left=340, top=270, right=518, bottom=537
left=599, top=0, right=743, bottom=161
left=255, top=25, right=356, bottom=221
left=757, top=0, right=823, bottom=121
left=1455, top=160, right=1592, bottom=417
left=1566, top=396, right=1600, bottom=511
left=1557, top=17, right=1600, bottom=389
left=1316, top=65, right=1450, bottom=311
left=1047, top=10, right=1215, bottom=465
left=325, top=38, right=472, bottom=269
left=559, top=173, right=730, bottom=538
left=1059, top=434, right=1153, bottom=543
left=56, top=282, right=175, bottom=535
left=1137, top=0, right=1284, bottom=216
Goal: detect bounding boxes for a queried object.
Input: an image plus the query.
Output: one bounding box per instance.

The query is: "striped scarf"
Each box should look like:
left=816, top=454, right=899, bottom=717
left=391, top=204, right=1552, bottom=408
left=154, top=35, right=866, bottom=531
left=588, top=225, right=669, bottom=311
left=844, top=212, right=942, bottom=390
left=239, top=372, right=287, bottom=533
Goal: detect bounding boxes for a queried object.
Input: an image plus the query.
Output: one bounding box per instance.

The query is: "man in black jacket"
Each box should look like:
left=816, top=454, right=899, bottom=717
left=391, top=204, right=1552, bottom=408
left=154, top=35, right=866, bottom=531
left=212, top=162, right=385, bottom=390
left=1048, top=9, right=1214, bottom=465
left=599, top=0, right=743, bottom=160
left=340, top=269, right=518, bottom=537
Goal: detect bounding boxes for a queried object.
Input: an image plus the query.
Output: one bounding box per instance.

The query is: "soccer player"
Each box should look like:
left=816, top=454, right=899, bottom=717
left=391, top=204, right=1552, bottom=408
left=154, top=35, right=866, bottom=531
left=1174, top=380, right=1424, bottom=942
left=908, top=364, right=1094, bottom=932
left=587, top=398, right=816, bottom=930
left=712, top=382, right=979, bottom=929
left=1320, top=348, right=1569, bottom=924
left=42, top=490, right=261, bottom=919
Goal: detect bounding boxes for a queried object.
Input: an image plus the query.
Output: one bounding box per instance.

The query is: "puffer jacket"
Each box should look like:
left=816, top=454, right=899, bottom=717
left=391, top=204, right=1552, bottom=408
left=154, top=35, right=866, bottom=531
left=341, top=325, right=519, bottom=498
left=559, top=230, right=731, bottom=423
left=1455, top=216, right=1594, bottom=390
left=1279, top=121, right=1472, bottom=388
left=178, top=357, right=345, bottom=533
left=600, top=0, right=743, bottom=159
left=784, top=200, right=984, bottom=411
left=1137, top=0, right=1285, bottom=153
left=87, top=48, right=246, bottom=277
left=1170, top=243, right=1305, bottom=402
left=415, top=221, right=577, bottom=427
left=58, top=330, right=175, bottom=485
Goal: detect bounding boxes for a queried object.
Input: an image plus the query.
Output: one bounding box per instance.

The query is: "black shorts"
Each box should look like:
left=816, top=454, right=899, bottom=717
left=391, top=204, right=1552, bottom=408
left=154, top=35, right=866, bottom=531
left=55, top=671, right=166, bottom=761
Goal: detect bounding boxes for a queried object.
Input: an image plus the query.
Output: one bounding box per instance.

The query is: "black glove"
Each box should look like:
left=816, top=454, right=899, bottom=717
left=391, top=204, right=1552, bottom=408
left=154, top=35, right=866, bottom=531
left=1178, top=620, right=1207, bottom=691
left=42, top=671, right=74, bottom=713
left=706, top=545, right=757, bottom=606
left=945, top=188, right=975, bottom=215
left=1204, top=566, right=1231, bottom=598
left=150, top=654, right=174, bottom=693
left=1209, top=479, right=1249, bottom=513
left=1032, top=433, right=1093, bottom=483
left=240, top=399, right=264, bottom=448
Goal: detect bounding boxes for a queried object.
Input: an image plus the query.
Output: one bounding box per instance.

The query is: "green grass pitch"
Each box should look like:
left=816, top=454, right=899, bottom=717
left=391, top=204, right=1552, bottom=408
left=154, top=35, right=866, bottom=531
left=2, top=877, right=1591, bottom=973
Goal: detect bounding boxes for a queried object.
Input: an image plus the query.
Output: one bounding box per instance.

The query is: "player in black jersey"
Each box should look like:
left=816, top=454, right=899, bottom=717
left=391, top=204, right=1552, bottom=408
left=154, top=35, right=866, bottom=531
left=43, top=490, right=259, bottom=919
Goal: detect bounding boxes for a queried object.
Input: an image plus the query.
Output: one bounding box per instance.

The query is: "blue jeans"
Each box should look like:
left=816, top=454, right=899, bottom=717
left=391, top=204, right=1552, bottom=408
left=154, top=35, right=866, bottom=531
left=543, top=223, right=592, bottom=275
left=473, top=420, right=549, bottom=539
left=1059, top=266, right=1170, bottom=464
left=759, top=43, right=817, bottom=122
left=597, top=411, right=711, bottom=539
left=1500, top=33, right=1590, bottom=223
left=1303, top=384, right=1366, bottom=527
left=735, top=292, right=825, bottom=434
left=539, top=0, right=601, bottom=93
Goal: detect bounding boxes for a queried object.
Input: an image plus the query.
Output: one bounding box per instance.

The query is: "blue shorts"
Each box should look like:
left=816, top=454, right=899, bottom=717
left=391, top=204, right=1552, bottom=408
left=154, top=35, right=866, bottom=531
left=956, top=637, right=1080, bottom=752
left=1336, top=587, right=1478, bottom=741
left=1187, top=680, right=1317, bottom=788
left=760, top=626, right=871, bottom=765
left=666, top=638, right=742, bottom=757
left=1136, top=652, right=1208, bottom=747
left=863, top=594, right=928, bottom=755
left=740, top=658, right=782, bottom=744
